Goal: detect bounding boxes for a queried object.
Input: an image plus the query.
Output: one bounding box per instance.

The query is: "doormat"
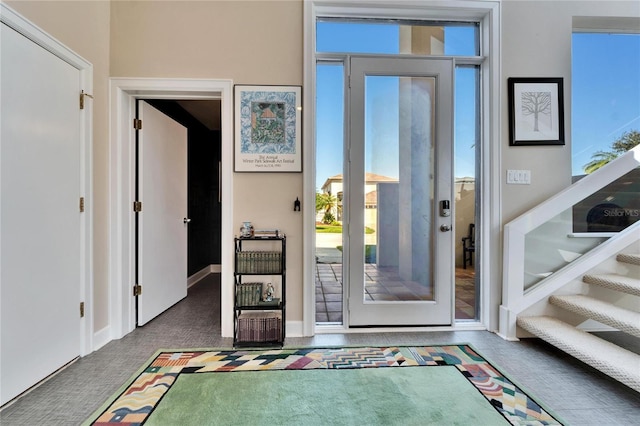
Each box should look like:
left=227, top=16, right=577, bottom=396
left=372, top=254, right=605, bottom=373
left=84, top=345, right=563, bottom=425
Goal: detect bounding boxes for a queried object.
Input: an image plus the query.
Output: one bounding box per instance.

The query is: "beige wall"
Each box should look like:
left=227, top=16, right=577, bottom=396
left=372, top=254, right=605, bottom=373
left=109, top=0, right=305, bottom=321
left=500, top=0, right=640, bottom=223
left=6, top=0, right=112, bottom=331
left=5, top=0, right=639, bottom=341
left=6, top=0, right=304, bottom=332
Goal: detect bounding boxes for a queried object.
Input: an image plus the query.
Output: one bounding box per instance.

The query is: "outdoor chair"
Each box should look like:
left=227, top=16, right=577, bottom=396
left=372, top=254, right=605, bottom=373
left=462, top=223, right=475, bottom=269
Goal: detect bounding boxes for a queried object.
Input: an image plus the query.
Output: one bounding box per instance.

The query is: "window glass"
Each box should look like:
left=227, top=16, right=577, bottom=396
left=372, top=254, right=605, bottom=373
left=316, top=19, right=478, bottom=56
left=316, top=63, right=344, bottom=192
left=572, top=33, right=640, bottom=176
left=317, top=21, right=399, bottom=54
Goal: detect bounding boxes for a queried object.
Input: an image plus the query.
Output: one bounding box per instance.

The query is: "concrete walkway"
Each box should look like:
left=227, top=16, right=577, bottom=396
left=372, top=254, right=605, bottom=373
left=315, top=232, right=343, bottom=263
left=315, top=231, right=377, bottom=263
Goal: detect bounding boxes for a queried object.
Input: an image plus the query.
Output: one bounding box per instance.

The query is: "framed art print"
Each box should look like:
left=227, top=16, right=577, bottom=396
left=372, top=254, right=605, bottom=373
left=508, top=77, right=565, bottom=146
left=234, top=85, right=302, bottom=172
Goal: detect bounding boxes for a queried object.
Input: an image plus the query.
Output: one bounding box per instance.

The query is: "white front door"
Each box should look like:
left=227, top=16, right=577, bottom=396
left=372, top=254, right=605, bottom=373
left=1, top=23, right=82, bottom=404
left=347, top=56, right=454, bottom=326
left=136, top=101, right=188, bottom=326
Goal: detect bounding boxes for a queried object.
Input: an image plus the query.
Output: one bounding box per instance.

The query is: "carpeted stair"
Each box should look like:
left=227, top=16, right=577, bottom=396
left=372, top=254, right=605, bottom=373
left=517, top=252, right=640, bottom=392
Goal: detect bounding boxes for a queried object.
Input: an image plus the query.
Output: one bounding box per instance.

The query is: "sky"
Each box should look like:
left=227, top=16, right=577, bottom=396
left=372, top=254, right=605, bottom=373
left=571, top=32, right=640, bottom=175
left=315, top=22, right=478, bottom=188
left=314, top=21, right=640, bottom=189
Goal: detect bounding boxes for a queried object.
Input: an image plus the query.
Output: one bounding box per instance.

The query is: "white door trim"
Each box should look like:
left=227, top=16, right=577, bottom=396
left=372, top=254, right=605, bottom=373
left=1, top=3, right=94, bottom=357
left=109, top=78, right=234, bottom=339
left=303, top=0, right=501, bottom=334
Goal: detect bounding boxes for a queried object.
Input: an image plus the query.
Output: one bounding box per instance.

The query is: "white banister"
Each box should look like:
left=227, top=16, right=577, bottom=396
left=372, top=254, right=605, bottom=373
left=500, top=145, right=640, bottom=340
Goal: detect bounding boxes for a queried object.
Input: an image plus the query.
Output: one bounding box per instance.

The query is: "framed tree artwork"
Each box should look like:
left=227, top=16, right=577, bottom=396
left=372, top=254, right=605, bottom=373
left=234, top=85, right=302, bottom=172
left=508, top=77, right=565, bottom=146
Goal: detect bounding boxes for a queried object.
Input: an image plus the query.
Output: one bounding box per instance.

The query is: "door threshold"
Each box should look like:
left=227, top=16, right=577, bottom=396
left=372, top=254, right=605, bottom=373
left=314, top=322, right=486, bottom=334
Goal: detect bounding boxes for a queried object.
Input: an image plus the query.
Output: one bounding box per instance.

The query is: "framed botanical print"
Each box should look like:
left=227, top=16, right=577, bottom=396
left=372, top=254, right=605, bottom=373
left=234, top=85, right=302, bottom=172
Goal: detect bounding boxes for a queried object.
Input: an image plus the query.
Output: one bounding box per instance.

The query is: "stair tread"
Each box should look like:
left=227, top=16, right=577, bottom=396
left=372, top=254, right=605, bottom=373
left=583, top=273, right=640, bottom=296
left=550, top=295, right=640, bottom=338
left=517, top=316, right=640, bottom=392
left=617, top=253, right=640, bottom=266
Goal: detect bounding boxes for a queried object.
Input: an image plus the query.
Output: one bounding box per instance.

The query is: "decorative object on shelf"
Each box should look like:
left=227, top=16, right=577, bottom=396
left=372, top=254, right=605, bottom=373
left=234, top=85, right=302, bottom=172
left=264, top=283, right=275, bottom=302
left=240, top=221, right=254, bottom=238
left=508, top=77, right=564, bottom=146
left=254, top=229, right=280, bottom=238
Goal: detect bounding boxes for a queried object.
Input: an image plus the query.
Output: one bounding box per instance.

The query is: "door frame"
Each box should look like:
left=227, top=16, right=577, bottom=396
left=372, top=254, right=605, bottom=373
left=109, top=78, right=234, bottom=339
left=1, top=3, right=94, bottom=357
left=303, top=0, right=501, bottom=334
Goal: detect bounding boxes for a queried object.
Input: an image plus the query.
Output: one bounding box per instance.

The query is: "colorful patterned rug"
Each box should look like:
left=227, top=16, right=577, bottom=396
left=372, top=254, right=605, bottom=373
left=85, top=345, right=563, bottom=425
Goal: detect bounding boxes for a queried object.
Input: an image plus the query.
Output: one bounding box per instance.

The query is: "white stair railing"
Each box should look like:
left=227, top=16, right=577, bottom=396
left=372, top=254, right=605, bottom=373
left=499, top=145, right=640, bottom=340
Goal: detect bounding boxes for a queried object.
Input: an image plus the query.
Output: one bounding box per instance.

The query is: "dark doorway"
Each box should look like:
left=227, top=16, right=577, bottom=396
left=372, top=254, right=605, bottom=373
left=145, top=99, right=222, bottom=276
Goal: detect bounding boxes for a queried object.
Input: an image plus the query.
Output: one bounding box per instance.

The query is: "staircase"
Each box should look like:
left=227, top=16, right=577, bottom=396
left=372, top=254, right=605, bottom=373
left=517, top=252, right=640, bottom=392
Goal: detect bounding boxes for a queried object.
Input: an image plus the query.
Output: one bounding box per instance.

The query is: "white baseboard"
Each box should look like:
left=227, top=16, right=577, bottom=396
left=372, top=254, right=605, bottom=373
left=93, top=326, right=111, bottom=351
left=188, top=264, right=220, bottom=287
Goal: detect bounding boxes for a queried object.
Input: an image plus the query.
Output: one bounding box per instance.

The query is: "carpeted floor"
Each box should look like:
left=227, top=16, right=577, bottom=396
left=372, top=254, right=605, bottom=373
left=86, top=345, right=562, bottom=425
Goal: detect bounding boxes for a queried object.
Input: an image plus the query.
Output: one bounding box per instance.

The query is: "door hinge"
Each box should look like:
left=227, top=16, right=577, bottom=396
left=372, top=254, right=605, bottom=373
left=133, top=284, right=142, bottom=296
left=79, top=90, right=93, bottom=110
left=133, top=118, right=142, bottom=130
left=133, top=201, right=142, bottom=212
left=79, top=197, right=85, bottom=212
left=80, top=302, right=85, bottom=318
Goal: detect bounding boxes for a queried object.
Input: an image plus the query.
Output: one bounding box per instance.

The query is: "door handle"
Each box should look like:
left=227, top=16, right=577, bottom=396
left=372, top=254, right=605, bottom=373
left=440, top=224, right=451, bottom=232
left=183, top=218, right=191, bottom=224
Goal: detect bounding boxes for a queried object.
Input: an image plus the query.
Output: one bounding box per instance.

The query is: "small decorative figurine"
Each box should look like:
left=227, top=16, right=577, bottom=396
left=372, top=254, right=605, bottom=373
left=265, top=283, right=274, bottom=302
left=240, top=221, right=254, bottom=237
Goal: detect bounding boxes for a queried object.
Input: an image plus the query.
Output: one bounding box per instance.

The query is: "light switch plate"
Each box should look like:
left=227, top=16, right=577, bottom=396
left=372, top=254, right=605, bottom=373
left=507, top=169, right=531, bottom=184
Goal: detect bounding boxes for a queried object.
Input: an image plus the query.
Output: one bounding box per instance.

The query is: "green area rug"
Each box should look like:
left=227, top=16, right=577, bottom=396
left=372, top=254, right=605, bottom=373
left=85, top=345, right=563, bottom=425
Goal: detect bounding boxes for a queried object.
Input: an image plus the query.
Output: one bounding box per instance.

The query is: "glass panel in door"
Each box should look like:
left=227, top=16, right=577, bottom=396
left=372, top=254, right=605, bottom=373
left=348, top=56, right=453, bottom=326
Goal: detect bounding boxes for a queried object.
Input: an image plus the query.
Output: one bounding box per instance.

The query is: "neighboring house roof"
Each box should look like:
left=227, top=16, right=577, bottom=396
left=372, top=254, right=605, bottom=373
left=321, top=172, right=398, bottom=192
left=365, top=190, right=377, bottom=205
left=455, top=176, right=475, bottom=183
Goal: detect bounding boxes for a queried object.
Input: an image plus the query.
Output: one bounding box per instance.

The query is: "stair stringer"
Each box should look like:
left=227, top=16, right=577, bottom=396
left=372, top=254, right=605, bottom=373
left=499, top=221, right=640, bottom=340
left=517, top=239, right=640, bottom=337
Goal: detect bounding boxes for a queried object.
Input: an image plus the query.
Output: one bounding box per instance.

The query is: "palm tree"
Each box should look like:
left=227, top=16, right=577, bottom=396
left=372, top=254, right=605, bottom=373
left=583, top=150, right=620, bottom=174
left=583, top=130, right=640, bottom=173
left=315, top=192, right=337, bottom=224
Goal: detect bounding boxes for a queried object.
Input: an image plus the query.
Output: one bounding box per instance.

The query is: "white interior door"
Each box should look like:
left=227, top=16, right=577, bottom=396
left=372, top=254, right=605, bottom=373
left=347, top=56, right=454, bottom=326
left=137, top=101, right=188, bottom=326
left=1, top=23, right=81, bottom=404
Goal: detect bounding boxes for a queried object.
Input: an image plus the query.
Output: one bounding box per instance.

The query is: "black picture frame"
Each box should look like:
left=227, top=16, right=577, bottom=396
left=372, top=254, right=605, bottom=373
left=508, top=77, right=565, bottom=146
